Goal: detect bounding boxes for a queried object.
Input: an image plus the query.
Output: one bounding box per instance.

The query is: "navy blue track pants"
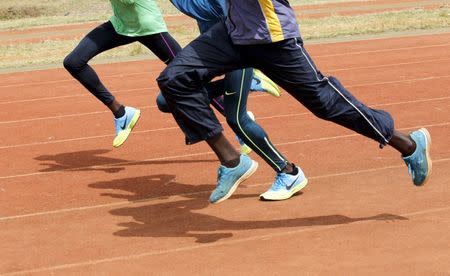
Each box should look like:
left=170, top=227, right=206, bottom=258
left=157, top=22, right=394, bottom=159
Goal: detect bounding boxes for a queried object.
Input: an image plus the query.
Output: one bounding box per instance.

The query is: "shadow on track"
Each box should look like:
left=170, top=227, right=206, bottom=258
left=35, top=149, right=215, bottom=173
left=90, top=174, right=408, bottom=244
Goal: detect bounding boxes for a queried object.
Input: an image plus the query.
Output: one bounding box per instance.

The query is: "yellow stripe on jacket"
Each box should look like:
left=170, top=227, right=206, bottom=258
left=257, top=0, right=284, bottom=42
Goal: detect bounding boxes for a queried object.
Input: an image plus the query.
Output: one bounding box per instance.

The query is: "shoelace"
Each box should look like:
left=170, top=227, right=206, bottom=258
left=216, top=167, right=225, bottom=185
left=273, top=173, right=289, bottom=190
left=405, top=160, right=416, bottom=179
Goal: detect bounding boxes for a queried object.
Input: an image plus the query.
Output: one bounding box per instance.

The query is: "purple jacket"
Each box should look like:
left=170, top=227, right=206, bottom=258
left=225, top=0, right=300, bottom=45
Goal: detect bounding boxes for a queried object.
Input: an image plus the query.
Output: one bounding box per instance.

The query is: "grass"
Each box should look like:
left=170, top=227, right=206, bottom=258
left=0, top=2, right=449, bottom=70
left=0, top=6, right=53, bottom=21
left=0, top=1, right=111, bottom=30
left=0, top=0, right=364, bottom=30
left=301, top=7, right=450, bottom=39
left=0, top=39, right=152, bottom=66
left=0, top=26, right=200, bottom=69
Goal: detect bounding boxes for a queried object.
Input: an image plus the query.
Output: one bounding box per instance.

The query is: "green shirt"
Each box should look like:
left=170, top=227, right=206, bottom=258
left=109, top=0, right=167, bottom=37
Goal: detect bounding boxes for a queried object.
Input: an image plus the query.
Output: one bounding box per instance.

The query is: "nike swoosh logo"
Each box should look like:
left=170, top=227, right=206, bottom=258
left=253, top=77, right=261, bottom=86
left=120, top=117, right=128, bottom=130
left=286, top=174, right=301, bottom=190
left=224, top=91, right=237, bottom=96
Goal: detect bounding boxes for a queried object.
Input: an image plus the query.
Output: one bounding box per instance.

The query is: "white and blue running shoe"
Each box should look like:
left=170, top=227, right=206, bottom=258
left=113, top=106, right=141, bottom=148
left=260, top=166, right=308, bottom=201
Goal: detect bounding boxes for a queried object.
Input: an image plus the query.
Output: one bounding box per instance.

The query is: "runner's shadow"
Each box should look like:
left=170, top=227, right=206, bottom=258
left=91, top=174, right=408, bottom=244
left=35, top=149, right=215, bottom=173
left=90, top=174, right=213, bottom=201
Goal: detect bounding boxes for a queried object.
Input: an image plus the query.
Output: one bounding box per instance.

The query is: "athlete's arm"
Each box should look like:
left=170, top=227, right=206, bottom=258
left=169, top=0, right=223, bottom=21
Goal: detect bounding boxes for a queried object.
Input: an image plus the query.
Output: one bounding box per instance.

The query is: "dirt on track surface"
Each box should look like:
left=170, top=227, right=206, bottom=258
left=0, top=30, right=449, bottom=275
left=0, top=0, right=444, bottom=45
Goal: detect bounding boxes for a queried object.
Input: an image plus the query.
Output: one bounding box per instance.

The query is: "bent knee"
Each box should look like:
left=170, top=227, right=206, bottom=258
left=63, top=53, right=84, bottom=72
left=156, top=69, right=173, bottom=92
left=156, top=93, right=171, bottom=113
left=158, top=66, right=205, bottom=96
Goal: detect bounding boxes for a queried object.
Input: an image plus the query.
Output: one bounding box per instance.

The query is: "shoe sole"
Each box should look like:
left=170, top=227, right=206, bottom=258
left=260, top=178, right=308, bottom=201
left=253, top=70, right=281, bottom=98
left=416, top=127, right=432, bottom=186
left=211, top=160, right=259, bottom=204
left=113, top=109, right=141, bottom=148
left=261, top=78, right=281, bottom=98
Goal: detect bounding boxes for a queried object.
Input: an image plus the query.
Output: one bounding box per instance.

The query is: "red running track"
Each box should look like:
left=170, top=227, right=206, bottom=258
left=0, top=32, right=449, bottom=275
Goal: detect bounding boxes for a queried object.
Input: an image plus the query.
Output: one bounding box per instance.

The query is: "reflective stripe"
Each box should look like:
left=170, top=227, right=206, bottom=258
left=234, top=70, right=284, bottom=171
left=294, top=38, right=389, bottom=144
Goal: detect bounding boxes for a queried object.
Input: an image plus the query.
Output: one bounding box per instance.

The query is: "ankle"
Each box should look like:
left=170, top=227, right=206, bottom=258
left=222, top=157, right=240, bottom=168
left=281, top=163, right=297, bottom=175
left=402, top=138, right=417, bottom=157
left=112, top=105, right=125, bottom=118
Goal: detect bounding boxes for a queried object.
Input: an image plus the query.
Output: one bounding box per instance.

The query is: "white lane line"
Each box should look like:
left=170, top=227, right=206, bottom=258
left=314, top=43, right=450, bottom=58
left=0, top=77, right=450, bottom=125
left=371, top=96, right=450, bottom=107
left=276, top=122, right=450, bottom=147
left=0, top=71, right=448, bottom=107
left=1, top=41, right=449, bottom=90
left=0, top=69, right=448, bottom=112
left=0, top=122, right=448, bottom=180
left=0, top=94, right=88, bottom=105
left=0, top=106, right=299, bottom=125
left=1, top=157, right=449, bottom=222
left=0, top=150, right=213, bottom=180
left=0, top=86, right=153, bottom=105
left=0, top=110, right=108, bottom=124
left=1, top=93, right=449, bottom=149
left=0, top=105, right=157, bottom=124
left=1, top=48, right=449, bottom=105
left=3, top=204, right=450, bottom=276
left=0, top=125, right=181, bottom=150
left=1, top=88, right=449, bottom=125
left=0, top=71, right=153, bottom=89
left=348, top=75, right=449, bottom=88
left=330, top=57, right=450, bottom=72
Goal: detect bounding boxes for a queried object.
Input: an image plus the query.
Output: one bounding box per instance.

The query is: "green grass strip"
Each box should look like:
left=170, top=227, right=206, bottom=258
left=300, top=8, right=450, bottom=40
left=0, top=0, right=365, bottom=30
left=1, top=7, right=449, bottom=69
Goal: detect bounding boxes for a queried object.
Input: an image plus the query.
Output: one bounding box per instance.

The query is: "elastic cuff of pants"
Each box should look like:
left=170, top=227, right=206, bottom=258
left=185, top=127, right=224, bottom=145
left=379, top=131, right=394, bottom=149
left=276, top=161, right=290, bottom=173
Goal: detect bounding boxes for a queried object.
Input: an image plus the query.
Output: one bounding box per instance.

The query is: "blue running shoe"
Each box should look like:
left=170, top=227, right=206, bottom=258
left=251, top=69, right=281, bottom=98
left=113, top=106, right=141, bottom=148
left=209, top=155, right=258, bottom=204
left=260, top=165, right=308, bottom=201
left=403, top=128, right=432, bottom=186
